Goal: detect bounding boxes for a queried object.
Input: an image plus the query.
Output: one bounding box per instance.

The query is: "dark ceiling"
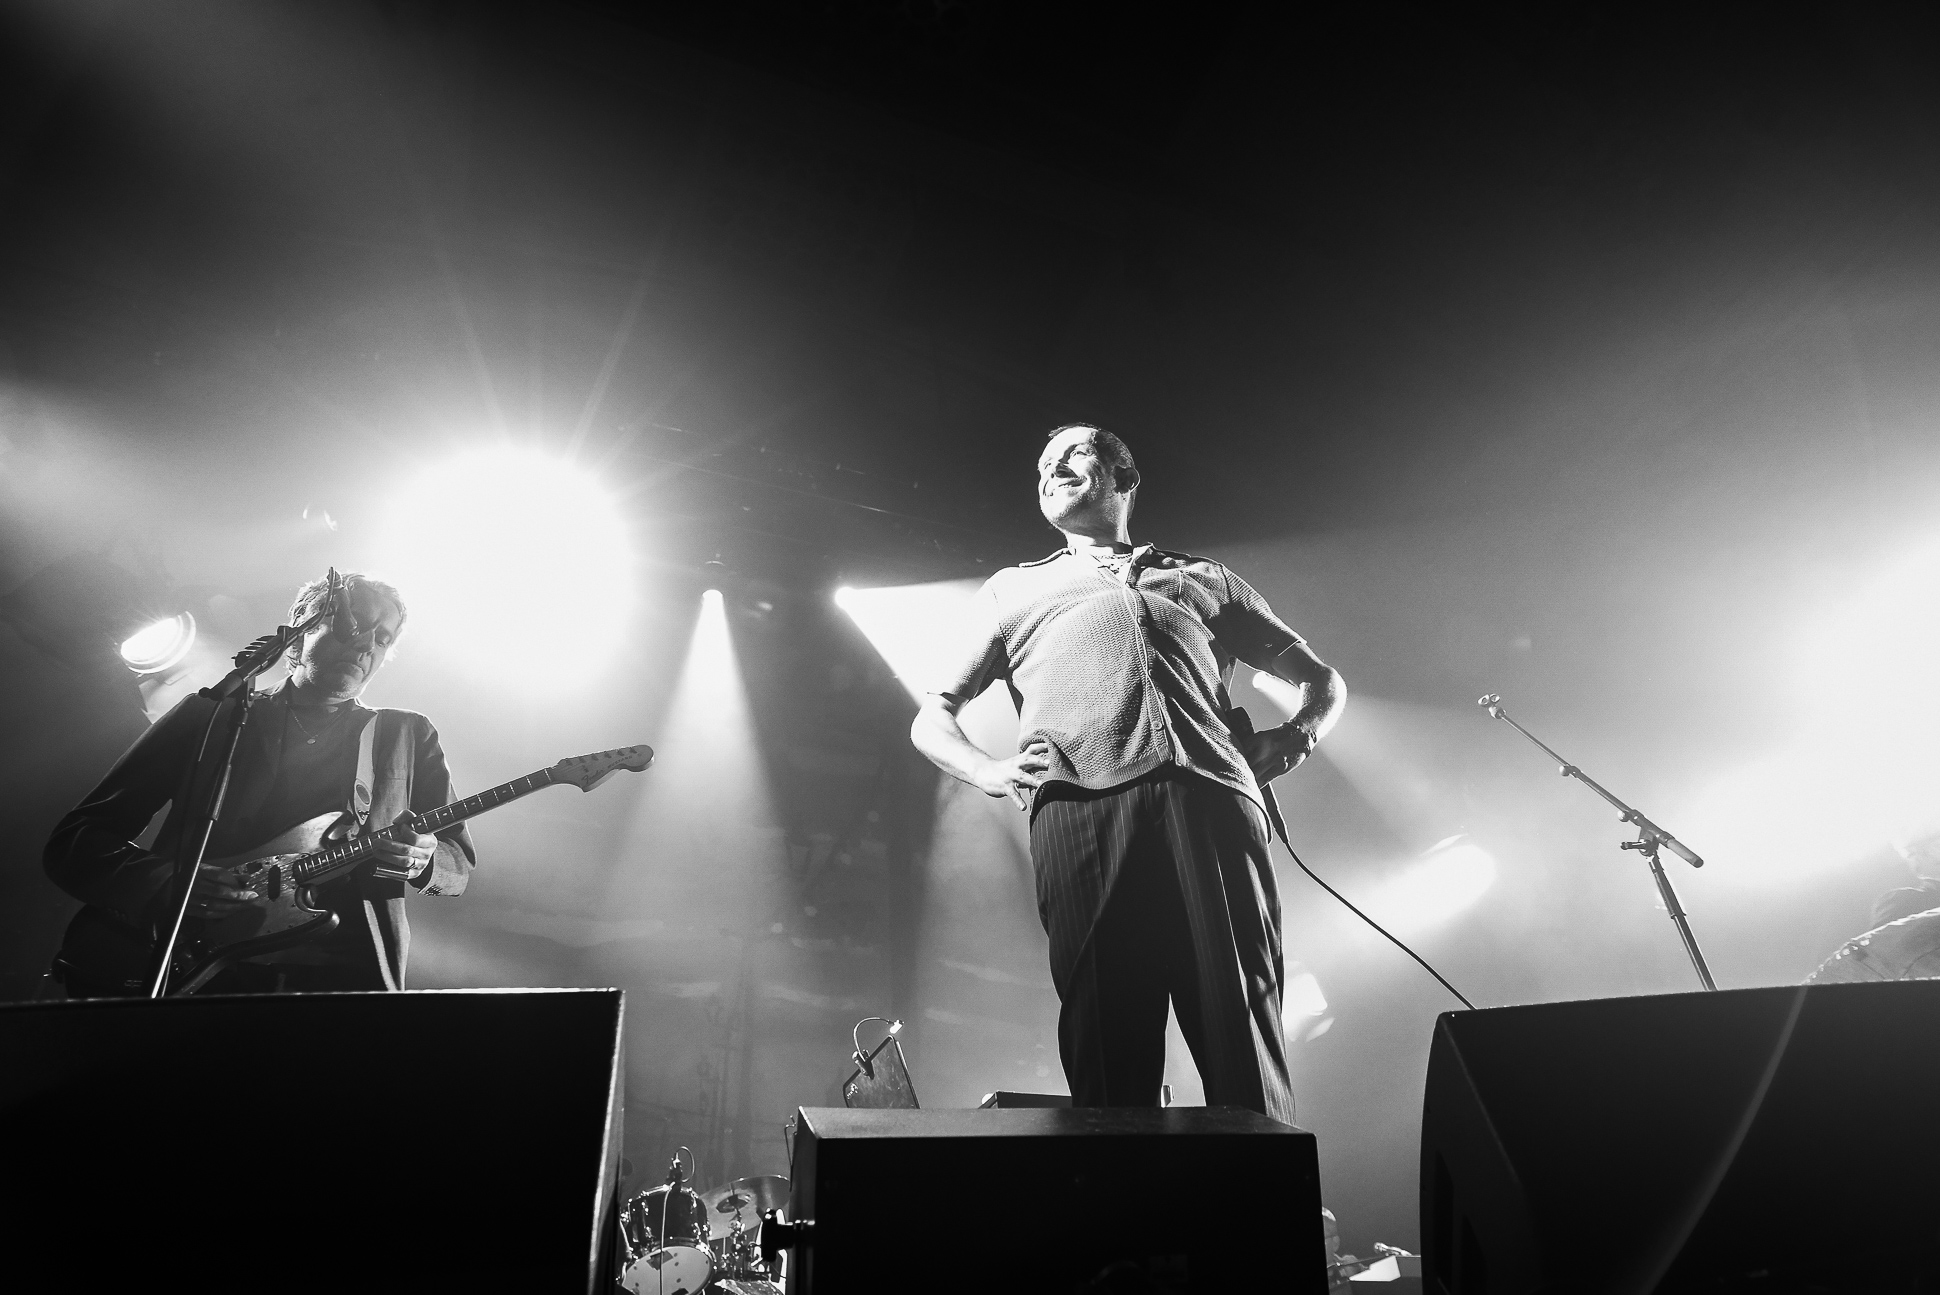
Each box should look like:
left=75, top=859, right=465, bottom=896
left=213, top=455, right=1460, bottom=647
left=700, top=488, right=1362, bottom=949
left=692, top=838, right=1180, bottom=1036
left=1, top=3, right=1936, bottom=589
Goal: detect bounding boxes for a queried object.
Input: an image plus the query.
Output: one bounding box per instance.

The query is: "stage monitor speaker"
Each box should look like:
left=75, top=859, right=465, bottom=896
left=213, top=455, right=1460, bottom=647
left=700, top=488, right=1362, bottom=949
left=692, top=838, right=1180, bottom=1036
left=777, top=1105, right=1324, bottom=1294
left=3, top=988, right=625, bottom=1293
left=1421, top=981, right=1940, bottom=1294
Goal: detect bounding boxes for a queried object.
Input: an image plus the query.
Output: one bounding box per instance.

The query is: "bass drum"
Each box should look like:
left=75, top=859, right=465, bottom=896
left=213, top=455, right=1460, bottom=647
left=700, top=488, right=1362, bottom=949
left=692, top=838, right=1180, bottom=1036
left=1807, top=908, right=1940, bottom=983
left=619, top=1185, right=713, bottom=1295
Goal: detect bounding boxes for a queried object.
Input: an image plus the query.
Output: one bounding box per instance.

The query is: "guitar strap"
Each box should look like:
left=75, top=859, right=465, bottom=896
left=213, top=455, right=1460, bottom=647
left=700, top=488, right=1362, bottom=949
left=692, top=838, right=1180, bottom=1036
left=346, top=709, right=406, bottom=989
left=348, top=710, right=379, bottom=832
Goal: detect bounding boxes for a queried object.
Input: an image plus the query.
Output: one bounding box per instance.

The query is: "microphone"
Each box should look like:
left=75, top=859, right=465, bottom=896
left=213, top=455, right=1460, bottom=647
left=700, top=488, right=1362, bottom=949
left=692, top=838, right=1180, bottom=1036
left=328, top=576, right=358, bottom=642
left=851, top=1017, right=902, bottom=1079
left=1640, top=821, right=1705, bottom=869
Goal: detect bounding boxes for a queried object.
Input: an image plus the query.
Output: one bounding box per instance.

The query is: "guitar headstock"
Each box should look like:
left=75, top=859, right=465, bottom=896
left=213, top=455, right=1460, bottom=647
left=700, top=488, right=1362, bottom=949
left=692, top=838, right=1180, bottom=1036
left=551, top=745, right=656, bottom=793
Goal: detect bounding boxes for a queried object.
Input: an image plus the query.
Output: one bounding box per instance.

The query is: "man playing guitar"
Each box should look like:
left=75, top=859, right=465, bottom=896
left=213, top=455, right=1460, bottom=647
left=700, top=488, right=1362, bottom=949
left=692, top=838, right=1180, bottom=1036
left=46, top=572, right=476, bottom=995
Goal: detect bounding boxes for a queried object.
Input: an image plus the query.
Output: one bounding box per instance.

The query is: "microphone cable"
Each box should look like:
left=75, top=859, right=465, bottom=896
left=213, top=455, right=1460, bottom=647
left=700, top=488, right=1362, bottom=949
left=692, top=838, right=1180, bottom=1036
left=1283, top=841, right=1476, bottom=1011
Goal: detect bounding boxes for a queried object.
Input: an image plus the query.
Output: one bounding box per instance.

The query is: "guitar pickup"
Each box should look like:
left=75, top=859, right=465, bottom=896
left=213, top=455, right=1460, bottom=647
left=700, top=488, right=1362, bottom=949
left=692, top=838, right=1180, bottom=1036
left=237, top=861, right=284, bottom=901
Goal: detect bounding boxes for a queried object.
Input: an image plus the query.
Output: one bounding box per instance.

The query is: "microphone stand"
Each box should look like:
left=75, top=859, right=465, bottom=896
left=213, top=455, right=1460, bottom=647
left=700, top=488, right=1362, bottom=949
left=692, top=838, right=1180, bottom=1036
left=1478, top=694, right=1718, bottom=992
left=145, top=571, right=346, bottom=998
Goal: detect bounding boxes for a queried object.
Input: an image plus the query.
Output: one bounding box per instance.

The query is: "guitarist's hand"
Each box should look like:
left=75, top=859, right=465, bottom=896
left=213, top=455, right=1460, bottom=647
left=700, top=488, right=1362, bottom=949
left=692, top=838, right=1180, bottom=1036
left=188, top=864, right=260, bottom=917
left=367, top=811, right=437, bottom=882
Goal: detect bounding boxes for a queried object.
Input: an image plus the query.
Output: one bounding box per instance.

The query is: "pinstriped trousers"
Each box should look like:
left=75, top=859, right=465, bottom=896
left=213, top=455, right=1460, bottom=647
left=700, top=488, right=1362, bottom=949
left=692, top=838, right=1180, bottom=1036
left=1030, top=767, right=1295, bottom=1123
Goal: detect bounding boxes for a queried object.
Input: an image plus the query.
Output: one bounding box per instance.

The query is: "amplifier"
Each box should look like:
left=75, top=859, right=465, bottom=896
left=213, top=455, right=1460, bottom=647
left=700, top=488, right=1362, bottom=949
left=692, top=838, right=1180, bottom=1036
left=774, top=1105, right=1324, bottom=1294
left=3, top=989, right=625, bottom=1293
left=1421, top=981, right=1940, bottom=1294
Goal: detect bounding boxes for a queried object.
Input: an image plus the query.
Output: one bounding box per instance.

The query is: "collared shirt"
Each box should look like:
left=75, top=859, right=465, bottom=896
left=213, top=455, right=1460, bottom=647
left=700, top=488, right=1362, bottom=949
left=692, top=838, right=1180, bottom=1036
left=933, top=545, right=1305, bottom=811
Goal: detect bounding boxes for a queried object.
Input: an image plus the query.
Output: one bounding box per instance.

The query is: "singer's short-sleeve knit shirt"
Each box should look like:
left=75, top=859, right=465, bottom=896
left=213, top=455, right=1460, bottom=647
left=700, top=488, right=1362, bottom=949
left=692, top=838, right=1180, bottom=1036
left=933, top=545, right=1305, bottom=811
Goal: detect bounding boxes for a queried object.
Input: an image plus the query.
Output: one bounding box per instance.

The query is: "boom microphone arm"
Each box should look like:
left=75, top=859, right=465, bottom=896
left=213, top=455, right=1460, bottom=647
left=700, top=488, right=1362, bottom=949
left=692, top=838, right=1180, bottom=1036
left=1478, top=693, right=1717, bottom=992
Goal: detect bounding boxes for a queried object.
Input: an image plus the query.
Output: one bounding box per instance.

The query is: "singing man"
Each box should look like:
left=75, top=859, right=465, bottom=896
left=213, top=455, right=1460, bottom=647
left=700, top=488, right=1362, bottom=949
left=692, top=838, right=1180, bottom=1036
left=912, top=424, right=1345, bottom=1120
left=46, top=572, right=475, bottom=995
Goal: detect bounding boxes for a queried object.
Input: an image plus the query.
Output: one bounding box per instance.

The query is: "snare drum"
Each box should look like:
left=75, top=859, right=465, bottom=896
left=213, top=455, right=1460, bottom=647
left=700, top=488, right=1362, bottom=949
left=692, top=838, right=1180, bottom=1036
left=709, top=1227, right=768, bottom=1283
left=619, top=1184, right=713, bottom=1295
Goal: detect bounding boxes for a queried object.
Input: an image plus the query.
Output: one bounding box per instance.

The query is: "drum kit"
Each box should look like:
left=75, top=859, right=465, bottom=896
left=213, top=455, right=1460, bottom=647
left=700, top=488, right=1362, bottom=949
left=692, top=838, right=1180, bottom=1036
left=618, top=1160, right=790, bottom=1295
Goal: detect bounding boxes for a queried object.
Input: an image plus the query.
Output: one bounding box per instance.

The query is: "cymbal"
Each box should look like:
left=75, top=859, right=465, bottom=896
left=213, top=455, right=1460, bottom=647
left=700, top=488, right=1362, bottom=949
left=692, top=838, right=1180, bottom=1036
left=700, top=1175, right=789, bottom=1224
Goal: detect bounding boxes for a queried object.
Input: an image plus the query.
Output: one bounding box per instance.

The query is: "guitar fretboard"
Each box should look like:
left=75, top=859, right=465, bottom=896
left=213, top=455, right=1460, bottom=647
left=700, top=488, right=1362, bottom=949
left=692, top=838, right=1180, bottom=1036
left=293, top=768, right=557, bottom=884
left=416, top=771, right=556, bottom=835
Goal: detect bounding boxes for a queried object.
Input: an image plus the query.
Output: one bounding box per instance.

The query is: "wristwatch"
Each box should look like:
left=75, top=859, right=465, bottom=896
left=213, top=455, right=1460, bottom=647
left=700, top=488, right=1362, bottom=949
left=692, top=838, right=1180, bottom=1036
left=1281, top=721, right=1318, bottom=770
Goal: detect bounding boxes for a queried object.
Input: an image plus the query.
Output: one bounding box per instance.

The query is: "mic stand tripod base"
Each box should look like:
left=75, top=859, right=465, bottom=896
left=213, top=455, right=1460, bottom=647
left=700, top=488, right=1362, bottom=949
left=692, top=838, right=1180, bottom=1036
left=1622, top=834, right=1718, bottom=992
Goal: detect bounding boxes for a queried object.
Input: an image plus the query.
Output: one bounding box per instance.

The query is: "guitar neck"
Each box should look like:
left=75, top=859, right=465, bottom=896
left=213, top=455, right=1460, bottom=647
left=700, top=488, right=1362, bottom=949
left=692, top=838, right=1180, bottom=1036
left=412, top=769, right=558, bottom=836
left=295, top=768, right=558, bottom=885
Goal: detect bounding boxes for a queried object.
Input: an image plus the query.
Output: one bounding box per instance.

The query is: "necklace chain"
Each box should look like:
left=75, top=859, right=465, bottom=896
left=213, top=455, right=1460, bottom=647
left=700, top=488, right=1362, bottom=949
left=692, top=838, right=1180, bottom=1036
left=288, top=702, right=346, bottom=746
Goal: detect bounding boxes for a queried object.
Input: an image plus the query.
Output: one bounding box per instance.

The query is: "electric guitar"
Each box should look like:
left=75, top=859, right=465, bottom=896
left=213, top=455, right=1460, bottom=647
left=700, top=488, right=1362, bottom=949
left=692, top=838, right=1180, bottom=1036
left=57, top=744, right=654, bottom=996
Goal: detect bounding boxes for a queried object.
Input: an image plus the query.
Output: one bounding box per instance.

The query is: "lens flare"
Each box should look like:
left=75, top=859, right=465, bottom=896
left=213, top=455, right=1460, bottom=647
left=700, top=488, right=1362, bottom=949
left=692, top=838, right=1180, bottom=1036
left=1364, top=836, right=1498, bottom=935
left=1680, top=535, right=1940, bottom=884
left=1285, top=968, right=1334, bottom=1042
left=380, top=447, right=632, bottom=692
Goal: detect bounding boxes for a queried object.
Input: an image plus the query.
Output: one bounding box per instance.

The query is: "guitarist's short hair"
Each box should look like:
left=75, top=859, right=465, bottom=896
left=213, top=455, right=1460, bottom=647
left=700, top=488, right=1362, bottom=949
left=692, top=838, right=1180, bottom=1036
left=286, top=573, right=409, bottom=664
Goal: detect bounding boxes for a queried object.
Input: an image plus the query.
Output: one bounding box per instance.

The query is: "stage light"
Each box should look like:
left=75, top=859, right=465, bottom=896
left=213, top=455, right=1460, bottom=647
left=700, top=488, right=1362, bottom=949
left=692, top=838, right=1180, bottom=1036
left=380, top=447, right=632, bottom=692
left=684, top=584, right=738, bottom=698
left=1365, top=835, right=1498, bottom=936
left=604, top=554, right=801, bottom=1016
left=119, top=613, right=196, bottom=674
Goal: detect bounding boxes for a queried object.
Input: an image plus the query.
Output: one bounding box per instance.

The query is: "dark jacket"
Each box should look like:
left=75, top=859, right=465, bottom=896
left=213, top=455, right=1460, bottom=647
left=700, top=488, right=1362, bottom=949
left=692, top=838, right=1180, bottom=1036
left=44, top=681, right=475, bottom=989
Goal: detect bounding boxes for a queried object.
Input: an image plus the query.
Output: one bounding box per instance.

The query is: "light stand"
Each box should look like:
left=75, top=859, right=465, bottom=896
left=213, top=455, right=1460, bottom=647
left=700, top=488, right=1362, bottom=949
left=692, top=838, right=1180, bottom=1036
left=1478, top=693, right=1717, bottom=992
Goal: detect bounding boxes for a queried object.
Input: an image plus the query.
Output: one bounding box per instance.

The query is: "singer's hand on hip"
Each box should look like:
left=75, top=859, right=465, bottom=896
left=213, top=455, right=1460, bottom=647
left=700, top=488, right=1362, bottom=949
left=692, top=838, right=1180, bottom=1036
left=977, top=739, right=1052, bottom=810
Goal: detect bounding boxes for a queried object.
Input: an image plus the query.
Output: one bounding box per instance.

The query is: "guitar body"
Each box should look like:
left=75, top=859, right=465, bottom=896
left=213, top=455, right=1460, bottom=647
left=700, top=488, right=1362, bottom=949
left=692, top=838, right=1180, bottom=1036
left=53, top=742, right=654, bottom=997
left=58, top=813, right=348, bottom=997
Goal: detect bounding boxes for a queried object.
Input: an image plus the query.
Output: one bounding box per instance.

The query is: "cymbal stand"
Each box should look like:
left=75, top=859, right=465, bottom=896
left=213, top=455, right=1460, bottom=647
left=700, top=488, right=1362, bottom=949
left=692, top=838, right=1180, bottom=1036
left=1478, top=694, right=1717, bottom=992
